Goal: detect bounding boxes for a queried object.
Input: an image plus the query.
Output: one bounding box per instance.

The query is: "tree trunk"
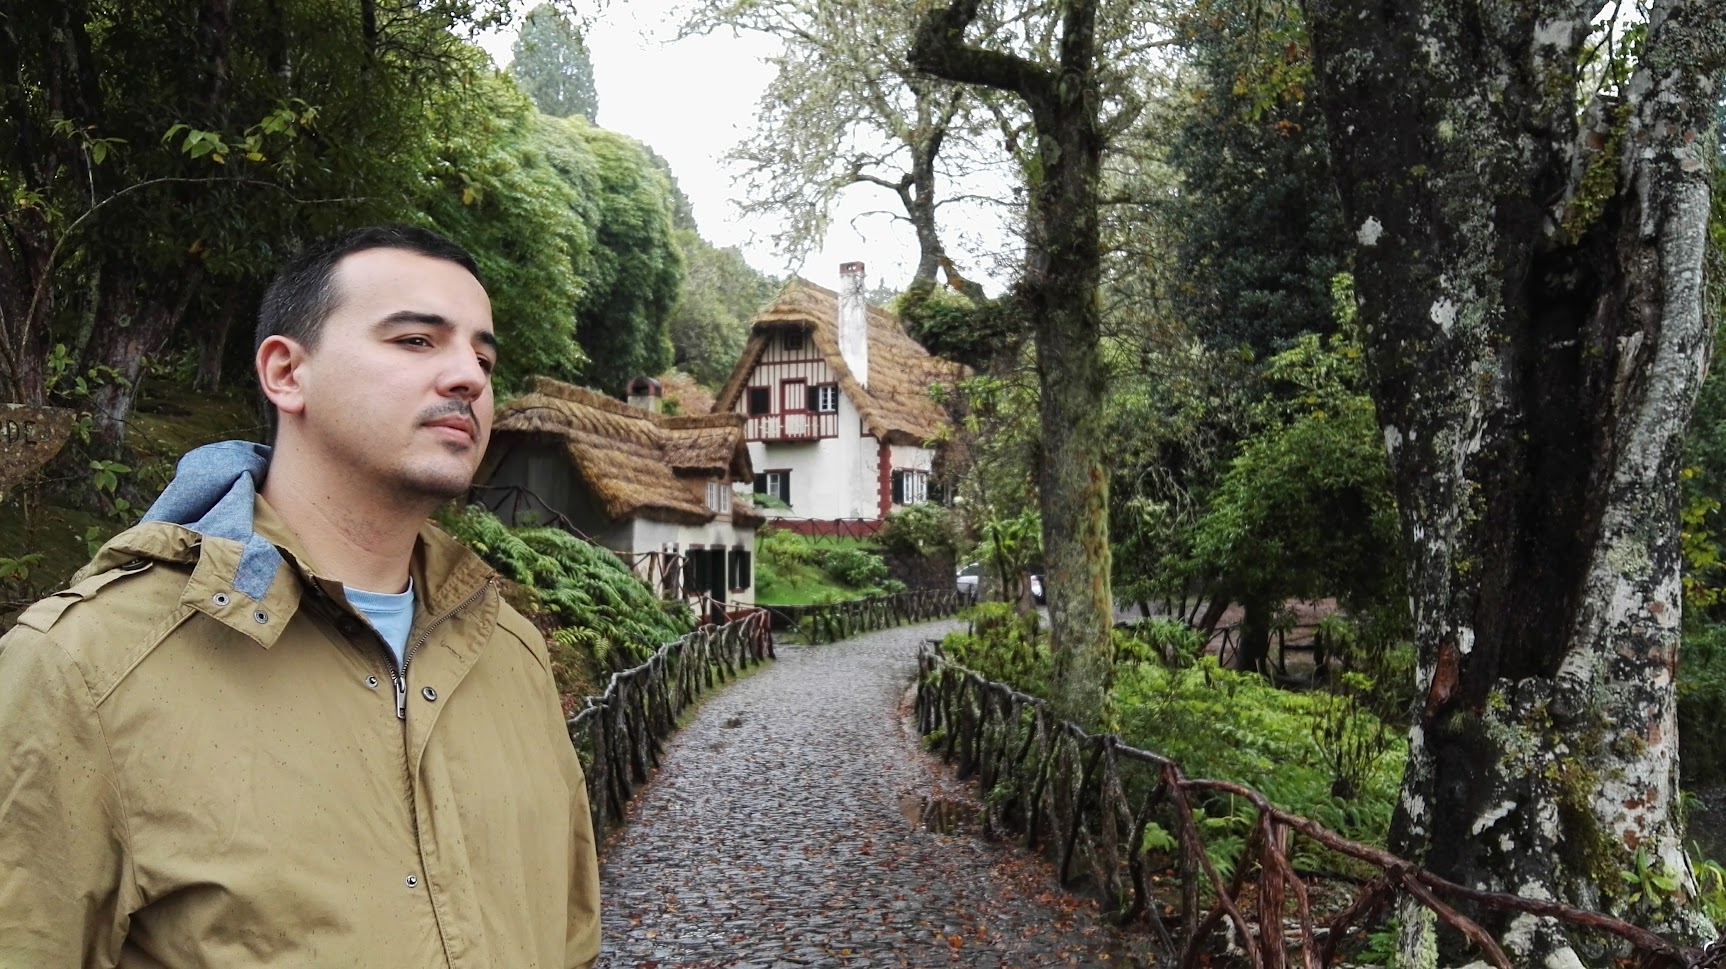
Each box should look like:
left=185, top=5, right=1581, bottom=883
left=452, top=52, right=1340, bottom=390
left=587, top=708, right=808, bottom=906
left=1300, top=0, right=1725, bottom=961
left=86, top=269, right=196, bottom=445
left=911, top=0, right=1114, bottom=726
left=1233, top=595, right=1272, bottom=678
left=193, top=289, right=242, bottom=394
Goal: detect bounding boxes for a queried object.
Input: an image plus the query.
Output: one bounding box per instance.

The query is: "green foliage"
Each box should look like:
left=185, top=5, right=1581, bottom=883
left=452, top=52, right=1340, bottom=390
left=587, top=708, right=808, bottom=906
left=1679, top=621, right=1726, bottom=786
left=1189, top=323, right=1403, bottom=615
left=875, top=503, right=957, bottom=556
left=895, top=286, right=1023, bottom=368
left=1164, top=0, right=1348, bottom=357
left=819, top=546, right=889, bottom=588
left=664, top=228, right=777, bottom=386
left=1114, top=618, right=1206, bottom=668
left=979, top=510, right=1042, bottom=605
left=571, top=124, right=685, bottom=391
left=753, top=528, right=891, bottom=605
left=439, top=505, right=692, bottom=669
left=1688, top=845, right=1726, bottom=927
left=941, top=602, right=1052, bottom=697
left=509, top=4, right=600, bottom=121
left=1114, top=658, right=1402, bottom=846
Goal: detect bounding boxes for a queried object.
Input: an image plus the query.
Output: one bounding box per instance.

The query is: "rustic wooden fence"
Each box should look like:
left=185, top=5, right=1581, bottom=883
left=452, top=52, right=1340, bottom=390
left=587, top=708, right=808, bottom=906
left=767, top=588, right=973, bottom=643
left=567, top=609, right=773, bottom=843
left=916, top=641, right=1714, bottom=969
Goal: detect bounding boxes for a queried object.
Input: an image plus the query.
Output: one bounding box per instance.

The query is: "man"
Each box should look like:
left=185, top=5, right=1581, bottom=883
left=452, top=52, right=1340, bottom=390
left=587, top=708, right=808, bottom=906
left=0, top=225, right=601, bottom=968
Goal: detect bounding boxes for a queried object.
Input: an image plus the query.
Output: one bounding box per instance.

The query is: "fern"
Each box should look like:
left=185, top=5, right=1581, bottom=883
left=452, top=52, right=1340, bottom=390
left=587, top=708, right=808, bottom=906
left=439, top=506, right=694, bottom=668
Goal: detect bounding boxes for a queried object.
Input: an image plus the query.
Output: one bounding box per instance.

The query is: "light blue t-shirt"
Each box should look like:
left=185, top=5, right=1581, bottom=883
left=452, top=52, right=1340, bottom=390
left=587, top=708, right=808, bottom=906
left=345, top=580, right=416, bottom=671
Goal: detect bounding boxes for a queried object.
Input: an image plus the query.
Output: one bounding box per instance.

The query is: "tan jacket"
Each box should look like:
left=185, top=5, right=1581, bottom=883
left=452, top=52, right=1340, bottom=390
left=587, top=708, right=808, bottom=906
left=0, top=493, right=600, bottom=968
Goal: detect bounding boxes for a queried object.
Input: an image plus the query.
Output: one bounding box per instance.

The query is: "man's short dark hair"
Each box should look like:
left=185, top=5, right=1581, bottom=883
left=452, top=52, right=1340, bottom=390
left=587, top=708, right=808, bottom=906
left=254, top=224, right=482, bottom=358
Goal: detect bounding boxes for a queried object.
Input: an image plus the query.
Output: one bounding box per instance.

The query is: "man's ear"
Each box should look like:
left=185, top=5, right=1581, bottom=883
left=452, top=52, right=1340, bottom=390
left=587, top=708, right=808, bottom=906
left=256, top=335, right=310, bottom=417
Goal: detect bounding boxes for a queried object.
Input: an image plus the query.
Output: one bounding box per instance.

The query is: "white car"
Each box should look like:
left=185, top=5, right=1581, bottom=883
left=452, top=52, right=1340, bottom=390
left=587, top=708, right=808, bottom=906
left=956, top=562, right=1046, bottom=604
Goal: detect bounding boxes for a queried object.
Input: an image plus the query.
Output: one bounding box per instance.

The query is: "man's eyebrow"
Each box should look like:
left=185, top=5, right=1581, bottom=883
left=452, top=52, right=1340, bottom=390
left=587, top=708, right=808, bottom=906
left=372, top=311, right=499, bottom=351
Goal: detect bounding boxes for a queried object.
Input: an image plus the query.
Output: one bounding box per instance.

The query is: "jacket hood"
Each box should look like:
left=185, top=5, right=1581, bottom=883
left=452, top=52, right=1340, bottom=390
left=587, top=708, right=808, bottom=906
left=139, top=440, right=284, bottom=602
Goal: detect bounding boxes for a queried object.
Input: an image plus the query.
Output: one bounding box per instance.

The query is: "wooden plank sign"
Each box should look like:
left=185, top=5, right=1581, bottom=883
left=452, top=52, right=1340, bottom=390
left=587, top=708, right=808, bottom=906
left=0, top=404, right=75, bottom=504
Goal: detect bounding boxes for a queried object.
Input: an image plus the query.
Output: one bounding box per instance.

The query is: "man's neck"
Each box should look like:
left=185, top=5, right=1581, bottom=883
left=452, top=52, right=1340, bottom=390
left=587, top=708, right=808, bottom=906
left=260, top=443, right=432, bottom=594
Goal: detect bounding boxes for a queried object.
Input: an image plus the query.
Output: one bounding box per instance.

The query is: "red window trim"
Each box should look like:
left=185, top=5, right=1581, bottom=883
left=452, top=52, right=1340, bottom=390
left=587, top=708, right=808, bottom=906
left=780, top=378, right=808, bottom=414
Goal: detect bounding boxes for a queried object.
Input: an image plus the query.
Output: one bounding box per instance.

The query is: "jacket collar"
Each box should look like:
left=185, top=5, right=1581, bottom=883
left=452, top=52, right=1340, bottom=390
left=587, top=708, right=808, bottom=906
left=87, top=440, right=493, bottom=648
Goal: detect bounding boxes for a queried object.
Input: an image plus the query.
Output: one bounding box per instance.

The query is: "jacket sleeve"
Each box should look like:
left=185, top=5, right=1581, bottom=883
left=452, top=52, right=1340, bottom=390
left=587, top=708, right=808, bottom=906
left=555, top=680, right=601, bottom=969
left=0, top=625, right=135, bottom=968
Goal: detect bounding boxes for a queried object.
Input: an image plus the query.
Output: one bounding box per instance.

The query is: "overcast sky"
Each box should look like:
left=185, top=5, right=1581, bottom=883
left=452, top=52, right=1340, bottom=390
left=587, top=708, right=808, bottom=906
left=475, top=2, right=1011, bottom=295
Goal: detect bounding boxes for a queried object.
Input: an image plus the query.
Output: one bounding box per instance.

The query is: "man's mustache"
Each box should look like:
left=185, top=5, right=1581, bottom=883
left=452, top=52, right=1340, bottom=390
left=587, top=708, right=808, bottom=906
left=417, top=400, right=477, bottom=427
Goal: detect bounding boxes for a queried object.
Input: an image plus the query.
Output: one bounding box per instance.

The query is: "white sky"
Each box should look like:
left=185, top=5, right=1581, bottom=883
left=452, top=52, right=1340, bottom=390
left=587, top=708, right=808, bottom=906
left=475, top=2, right=1010, bottom=295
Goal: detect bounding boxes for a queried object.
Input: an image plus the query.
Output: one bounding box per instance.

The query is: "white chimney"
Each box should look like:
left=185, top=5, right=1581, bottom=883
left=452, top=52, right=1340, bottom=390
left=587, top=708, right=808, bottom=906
left=838, top=261, right=869, bottom=387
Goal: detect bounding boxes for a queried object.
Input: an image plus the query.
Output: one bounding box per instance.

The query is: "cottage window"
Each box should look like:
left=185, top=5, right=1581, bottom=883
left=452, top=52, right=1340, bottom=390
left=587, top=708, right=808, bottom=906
left=747, top=387, right=771, bottom=416
left=728, top=548, right=752, bottom=591
left=754, top=470, right=791, bottom=505
left=783, top=329, right=806, bottom=352
left=781, top=379, right=807, bottom=413
left=706, top=481, right=732, bottom=514
left=810, top=383, right=839, bottom=414
left=891, top=469, right=930, bottom=506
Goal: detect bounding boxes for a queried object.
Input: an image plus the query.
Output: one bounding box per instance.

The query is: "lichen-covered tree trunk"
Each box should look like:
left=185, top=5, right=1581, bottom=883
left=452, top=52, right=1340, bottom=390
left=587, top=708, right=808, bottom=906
left=1299, top=0, right=1725, bottom=961
left=911, top=0, right=1115, bottom=724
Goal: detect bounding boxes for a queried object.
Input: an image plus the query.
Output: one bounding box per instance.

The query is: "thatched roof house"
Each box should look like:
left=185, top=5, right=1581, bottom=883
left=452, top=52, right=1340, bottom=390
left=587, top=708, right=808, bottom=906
left=477, top=377, right=762, bottom=603
left=711, top=264, right=961, bottom=531
left=713, top=277, right=962, bottom=446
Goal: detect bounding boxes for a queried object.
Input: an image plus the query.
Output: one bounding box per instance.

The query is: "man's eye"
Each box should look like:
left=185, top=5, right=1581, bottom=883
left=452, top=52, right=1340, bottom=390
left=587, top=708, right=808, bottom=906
left=398, top=336, right=432, bottom=348
left=478, top=356, right=495, bottom=374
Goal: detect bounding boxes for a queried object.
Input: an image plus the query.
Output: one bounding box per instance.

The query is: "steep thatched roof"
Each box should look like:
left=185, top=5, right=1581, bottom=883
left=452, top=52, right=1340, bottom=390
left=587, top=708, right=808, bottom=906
left=483, top=377, right=759, bottom=527
left=713, top=279, right=962, bottom=446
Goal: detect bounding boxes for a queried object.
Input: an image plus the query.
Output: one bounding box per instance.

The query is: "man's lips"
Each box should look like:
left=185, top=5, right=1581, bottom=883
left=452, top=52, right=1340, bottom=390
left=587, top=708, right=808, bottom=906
left=425, top=415, right=477, bottom=442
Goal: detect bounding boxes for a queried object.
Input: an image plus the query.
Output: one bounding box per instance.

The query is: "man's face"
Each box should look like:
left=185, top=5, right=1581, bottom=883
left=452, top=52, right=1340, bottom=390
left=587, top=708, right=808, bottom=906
left=286, top=247, right=497, bottom=503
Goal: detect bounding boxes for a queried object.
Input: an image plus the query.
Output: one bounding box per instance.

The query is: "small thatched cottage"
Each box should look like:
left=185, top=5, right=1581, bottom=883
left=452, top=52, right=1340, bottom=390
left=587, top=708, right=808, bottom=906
left=712, top=263, right=962, bottom=535
left=476, top=377, right=762, bottom=605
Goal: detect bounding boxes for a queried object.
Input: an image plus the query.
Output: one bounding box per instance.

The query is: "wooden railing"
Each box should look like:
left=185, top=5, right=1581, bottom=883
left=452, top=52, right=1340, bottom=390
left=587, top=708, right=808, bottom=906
left=766, top=589, right=973, bottom=643
left=567, top=610, right=774, bottom=843
left=744, top=411, right=837, bottom=440
left=916, top=642, right=1712, bottom=969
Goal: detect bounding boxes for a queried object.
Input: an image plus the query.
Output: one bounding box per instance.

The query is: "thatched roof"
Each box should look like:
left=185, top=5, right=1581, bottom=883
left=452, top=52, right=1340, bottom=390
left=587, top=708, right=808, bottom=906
left=713, top=279, right=962, bottom=446
left=483, top=377, right=760, bottom=527
left=657, top=369, right=717, bottom=416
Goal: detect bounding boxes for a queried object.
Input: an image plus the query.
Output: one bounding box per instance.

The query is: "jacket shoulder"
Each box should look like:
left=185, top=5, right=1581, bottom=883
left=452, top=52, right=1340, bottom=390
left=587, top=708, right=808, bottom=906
left=8, top=559, right=194, bottom=696
left=493, top=598, right=552, bottom=674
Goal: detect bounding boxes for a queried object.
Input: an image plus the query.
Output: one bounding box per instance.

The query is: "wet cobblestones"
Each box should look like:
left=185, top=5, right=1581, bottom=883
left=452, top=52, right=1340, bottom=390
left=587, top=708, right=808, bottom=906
left=596, top=620, right=1139, bottom=969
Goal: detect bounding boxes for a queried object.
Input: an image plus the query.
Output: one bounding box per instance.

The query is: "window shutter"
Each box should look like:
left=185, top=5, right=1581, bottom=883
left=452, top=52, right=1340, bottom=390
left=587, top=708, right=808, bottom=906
left=739, top=551, right=752, bottom=589
left=806, top=385, right=818, bottom=412
left=754, top=473, right=766, bottom=494
left=782, top=472, right=791, bottom=506
left=891, top=469, right=904, bottom=505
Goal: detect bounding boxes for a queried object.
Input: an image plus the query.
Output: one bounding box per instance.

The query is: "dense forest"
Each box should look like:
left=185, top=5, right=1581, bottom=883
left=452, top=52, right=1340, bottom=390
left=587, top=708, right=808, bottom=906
left=3, top=0, right=1725, bottom=964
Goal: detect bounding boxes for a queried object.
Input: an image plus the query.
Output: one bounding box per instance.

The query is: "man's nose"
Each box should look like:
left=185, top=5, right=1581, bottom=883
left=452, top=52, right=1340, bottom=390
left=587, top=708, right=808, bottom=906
left=440, top=351, right=489, bottom=399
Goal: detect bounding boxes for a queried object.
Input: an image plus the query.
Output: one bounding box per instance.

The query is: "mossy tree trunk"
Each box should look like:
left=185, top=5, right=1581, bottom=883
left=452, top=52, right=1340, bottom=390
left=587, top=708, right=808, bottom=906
left=1299, top=0, right=1725, bottom=961
left=911, top=0, right=1115, bottom=726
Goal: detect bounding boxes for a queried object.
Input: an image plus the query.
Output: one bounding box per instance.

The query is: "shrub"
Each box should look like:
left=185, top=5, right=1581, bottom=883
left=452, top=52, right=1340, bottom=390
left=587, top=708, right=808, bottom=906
left=1114, top=617, right=1206, bottom=668
left=940, top=601, right=1051, bottom=697
left=757, top=526, right=817, bottom=568
left=820, top=545, right=889, bottom=588
left=876, top=503, right=955, bottom=556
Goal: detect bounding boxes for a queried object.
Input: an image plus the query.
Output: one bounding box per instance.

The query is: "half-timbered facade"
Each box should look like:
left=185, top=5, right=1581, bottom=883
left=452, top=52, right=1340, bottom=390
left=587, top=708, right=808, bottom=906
left=714, top=263, right=961, bottom=533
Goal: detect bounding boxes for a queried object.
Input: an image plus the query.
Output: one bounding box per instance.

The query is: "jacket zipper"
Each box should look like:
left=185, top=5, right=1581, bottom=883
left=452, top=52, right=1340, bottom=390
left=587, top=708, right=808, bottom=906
left=391, top=574, right=496, bottom=720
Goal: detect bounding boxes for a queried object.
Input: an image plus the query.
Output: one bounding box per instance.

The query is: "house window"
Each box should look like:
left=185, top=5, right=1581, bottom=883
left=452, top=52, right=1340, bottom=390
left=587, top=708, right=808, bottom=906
left=783, top=329, right=805, bottom=352
left=747, top=387, right=771, bottom=416
left=754, top=470, right=791, bottom=505
left=809, top=383, right=839, bottom=414
left=891, top=469, right=930, bottom=506
left=728, top=548, right=752, bottom=591
left=706, top=480, right=732, bottom=514
left=781, top=379, right=807, bottom=413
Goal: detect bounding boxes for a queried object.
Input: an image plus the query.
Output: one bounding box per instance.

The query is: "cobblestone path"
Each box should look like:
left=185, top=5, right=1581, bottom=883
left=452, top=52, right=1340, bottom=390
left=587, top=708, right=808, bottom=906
left=596, top=620, right=1142, bottom=969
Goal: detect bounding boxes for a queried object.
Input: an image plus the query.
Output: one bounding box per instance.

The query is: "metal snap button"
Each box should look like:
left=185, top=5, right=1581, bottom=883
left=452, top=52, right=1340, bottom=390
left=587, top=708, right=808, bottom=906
left=421, top=686, right=438, bottom=702
left=119, top=558, right=148, bottom=571
left=405, top=875, right=419, bottom=888
left=365, top=675, right=380, bottom=689
left=212, top=592, right=230, bottom=607
left=253, top=610, right=268, bottom=624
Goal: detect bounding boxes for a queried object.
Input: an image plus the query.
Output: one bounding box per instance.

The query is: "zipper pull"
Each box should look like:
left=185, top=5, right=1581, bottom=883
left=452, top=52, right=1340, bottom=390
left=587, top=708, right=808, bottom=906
left=392, top=670, right=407, bottom=720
